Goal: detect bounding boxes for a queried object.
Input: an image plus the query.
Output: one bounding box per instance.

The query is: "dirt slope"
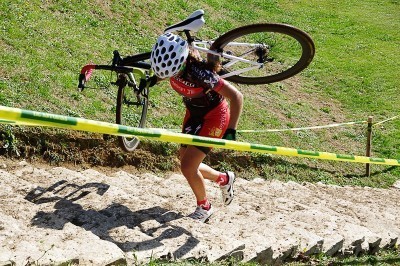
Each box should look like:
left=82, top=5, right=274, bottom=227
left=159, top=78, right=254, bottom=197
left=0, top=158, right=399, bottom=265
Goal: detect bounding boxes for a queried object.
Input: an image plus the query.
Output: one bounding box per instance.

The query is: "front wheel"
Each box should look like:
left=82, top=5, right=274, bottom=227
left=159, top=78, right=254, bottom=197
left=116, top=79, right=149, bottom=152
left=209, top=23, right=315, bottom=84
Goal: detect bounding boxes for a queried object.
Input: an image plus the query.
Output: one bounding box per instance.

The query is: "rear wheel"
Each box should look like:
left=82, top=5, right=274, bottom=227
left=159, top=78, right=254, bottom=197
left=208, top=23, right=315, bottom=84
left=116, top=75, right=148, bottom=152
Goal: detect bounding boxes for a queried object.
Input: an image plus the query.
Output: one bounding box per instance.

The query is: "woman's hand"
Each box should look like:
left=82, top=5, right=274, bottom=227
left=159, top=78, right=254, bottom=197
left=223, top=128, right=237, bottom=140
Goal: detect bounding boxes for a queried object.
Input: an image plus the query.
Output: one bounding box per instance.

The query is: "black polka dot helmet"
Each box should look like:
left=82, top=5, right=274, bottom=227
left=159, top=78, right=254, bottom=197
left=150, top=33, right=189, bottom=78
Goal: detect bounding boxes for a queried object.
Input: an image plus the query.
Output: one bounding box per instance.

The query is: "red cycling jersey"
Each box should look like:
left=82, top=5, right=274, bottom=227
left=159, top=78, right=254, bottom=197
left=170, top=63, right=225, bottom=109
left=169, top=62, right=230, bottom=153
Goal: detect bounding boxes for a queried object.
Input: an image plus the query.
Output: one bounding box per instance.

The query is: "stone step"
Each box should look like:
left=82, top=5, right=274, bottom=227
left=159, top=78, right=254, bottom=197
left=1, top=160, right=399, bottom=264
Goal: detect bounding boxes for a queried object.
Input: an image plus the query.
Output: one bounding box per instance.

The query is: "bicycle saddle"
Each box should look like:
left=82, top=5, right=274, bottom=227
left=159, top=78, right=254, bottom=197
left=164, top=9, right=205, bottom=33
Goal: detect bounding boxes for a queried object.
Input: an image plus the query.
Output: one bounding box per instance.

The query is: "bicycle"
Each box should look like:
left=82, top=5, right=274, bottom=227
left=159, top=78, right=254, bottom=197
left=78, top=9, right=315, bottom=152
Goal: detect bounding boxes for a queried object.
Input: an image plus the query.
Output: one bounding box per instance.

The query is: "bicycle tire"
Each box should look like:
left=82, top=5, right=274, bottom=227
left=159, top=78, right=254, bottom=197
left=208, top=23, right=315, bottom=84
left=116, top=84, right=149, bottom=152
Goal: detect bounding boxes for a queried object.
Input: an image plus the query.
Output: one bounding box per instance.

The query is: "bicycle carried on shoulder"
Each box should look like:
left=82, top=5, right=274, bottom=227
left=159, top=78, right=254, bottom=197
left=78, top=9, right=315, bottom=152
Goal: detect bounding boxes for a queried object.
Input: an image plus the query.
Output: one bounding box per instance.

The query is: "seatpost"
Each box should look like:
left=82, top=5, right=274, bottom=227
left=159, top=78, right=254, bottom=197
left=184, top=30, right=194, bottom=45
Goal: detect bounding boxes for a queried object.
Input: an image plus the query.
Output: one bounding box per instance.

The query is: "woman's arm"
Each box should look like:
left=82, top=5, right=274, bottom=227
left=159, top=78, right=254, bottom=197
left=217, top=80, right=243, bottom=130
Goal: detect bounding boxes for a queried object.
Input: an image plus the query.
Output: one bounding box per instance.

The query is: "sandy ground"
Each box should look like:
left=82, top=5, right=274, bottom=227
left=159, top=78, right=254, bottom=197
left=0, top=158, right=399, bottom=265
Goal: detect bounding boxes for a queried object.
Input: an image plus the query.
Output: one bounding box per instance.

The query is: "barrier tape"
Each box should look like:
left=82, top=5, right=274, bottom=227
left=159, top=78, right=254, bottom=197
left=0, top=119, right=38, bottom=126
left=150, top=120, right=368, bottom=134
left=0, top=105, right=399, bottom=166
left=0, top=119, right=15, bottom=124
left=238, top=121, right=368, bottom=133
left=373, top=115, right=400, bottom=126
left=151, top=116, right=398, bottom=134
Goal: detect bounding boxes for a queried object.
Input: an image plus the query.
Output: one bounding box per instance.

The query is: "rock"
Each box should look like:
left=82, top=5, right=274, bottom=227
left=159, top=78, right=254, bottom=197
left=0, top=161, right=399, bottom=264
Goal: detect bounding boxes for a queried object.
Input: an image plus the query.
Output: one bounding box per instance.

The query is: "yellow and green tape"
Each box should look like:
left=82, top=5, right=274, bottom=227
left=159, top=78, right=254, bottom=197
left=0, top=105, right=399, bottom=166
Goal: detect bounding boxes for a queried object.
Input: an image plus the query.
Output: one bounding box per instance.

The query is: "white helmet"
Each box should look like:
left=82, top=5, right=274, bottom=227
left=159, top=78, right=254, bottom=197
left=150, top=33, right=189, bottom=78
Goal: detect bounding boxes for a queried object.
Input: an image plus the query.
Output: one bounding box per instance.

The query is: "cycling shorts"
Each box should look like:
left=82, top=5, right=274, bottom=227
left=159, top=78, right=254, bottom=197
left=181, top=100, right=230, bottom=154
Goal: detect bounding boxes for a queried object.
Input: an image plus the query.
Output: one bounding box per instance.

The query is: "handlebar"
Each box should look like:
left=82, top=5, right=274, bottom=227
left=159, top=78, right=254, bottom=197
left=78, top=64, right=95, bottom=90
left=77, top=51, right=152, bottom=91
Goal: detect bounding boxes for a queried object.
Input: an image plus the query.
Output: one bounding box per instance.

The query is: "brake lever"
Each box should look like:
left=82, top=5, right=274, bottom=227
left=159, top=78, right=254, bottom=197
left=78, top=74, right=86, bottom=92
left=112, top=50, right=122, bottom=67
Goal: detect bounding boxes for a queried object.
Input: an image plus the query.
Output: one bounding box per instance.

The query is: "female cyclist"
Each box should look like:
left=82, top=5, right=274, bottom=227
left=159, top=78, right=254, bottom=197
left=150, top=32, right=243, bottom=222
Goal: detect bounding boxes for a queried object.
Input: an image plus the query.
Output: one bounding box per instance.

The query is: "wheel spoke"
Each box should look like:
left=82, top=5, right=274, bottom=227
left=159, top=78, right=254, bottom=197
left=209, top=23, right=315, bottom=84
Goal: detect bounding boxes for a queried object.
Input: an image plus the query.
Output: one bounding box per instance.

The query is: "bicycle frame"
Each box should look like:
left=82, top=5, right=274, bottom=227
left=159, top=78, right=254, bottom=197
left=192, top=40, right=264, bottom=78
left=78, top=39, right=265, bottom=87
left=79, top=42, right=263, bottom=87
left=78, top=9, right=315, bottom=152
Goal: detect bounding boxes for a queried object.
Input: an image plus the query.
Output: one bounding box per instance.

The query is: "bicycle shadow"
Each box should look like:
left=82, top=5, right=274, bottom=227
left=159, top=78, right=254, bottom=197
left=25, top=179, right=198, bottom=258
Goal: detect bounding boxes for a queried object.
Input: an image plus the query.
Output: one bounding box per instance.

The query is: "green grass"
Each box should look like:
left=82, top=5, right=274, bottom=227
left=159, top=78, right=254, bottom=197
left=1, top=0, right=399, bottom=181
left=116, top=246, right=400, bottom=265
left=1, top=1, right=400, bottom=264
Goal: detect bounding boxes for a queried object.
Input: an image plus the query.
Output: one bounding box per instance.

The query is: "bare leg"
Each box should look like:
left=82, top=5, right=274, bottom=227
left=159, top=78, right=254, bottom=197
left=199, top=163, right=220, bottom=182
left=180, top=146, right=234, bottom=214
left=179, top=146, right=208, bottom=202
left=179, top=147, right=220, bottom=182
